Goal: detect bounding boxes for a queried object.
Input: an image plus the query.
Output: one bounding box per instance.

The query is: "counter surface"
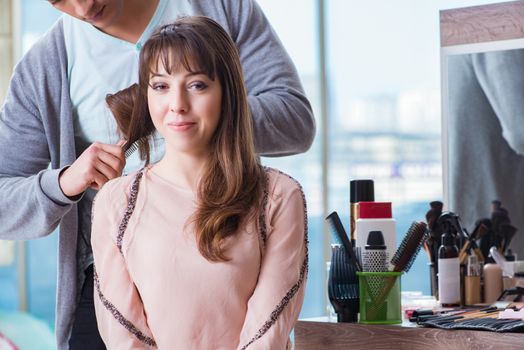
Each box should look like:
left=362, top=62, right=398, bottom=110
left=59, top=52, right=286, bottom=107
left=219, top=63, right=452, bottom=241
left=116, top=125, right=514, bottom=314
left=294, top=319, right=524, bottom=349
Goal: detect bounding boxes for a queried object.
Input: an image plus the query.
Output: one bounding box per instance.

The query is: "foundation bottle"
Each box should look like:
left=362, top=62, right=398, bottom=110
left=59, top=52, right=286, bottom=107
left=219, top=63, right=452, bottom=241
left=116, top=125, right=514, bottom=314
left=464, top=255, right=481, bottom=305
left=483, top=257, right=503, bottom=303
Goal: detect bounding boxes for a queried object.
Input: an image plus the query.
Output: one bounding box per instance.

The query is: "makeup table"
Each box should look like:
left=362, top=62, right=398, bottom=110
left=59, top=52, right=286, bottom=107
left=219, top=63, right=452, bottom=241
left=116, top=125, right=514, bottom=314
left=294, top=318, right=524, bottom=349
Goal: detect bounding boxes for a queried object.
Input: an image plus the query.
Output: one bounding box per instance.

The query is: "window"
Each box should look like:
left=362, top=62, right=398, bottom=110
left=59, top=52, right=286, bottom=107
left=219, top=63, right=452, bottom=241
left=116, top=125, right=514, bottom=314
left=0, top=0, right=510, bottom=331
left=257, top=0, right=324, bottom=318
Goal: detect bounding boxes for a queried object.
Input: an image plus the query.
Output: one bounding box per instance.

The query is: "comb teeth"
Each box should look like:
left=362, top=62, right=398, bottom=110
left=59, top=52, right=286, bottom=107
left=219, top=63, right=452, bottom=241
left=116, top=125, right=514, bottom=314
left=391, top=221, right=427, bottom=273
left=124, top=142, right=138, bottom=159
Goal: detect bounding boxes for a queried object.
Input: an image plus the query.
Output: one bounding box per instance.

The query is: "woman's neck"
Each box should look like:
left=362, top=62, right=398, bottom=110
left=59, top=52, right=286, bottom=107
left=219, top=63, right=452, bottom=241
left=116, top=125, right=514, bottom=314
left=152, top=152, right=209, bottom=192
left=101, top=0, right=160, bottom=43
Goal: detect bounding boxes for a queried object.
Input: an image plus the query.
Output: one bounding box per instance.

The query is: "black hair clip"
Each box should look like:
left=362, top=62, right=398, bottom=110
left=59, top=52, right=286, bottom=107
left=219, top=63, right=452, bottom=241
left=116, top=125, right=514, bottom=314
left=160, top=24, right=178, bottom=35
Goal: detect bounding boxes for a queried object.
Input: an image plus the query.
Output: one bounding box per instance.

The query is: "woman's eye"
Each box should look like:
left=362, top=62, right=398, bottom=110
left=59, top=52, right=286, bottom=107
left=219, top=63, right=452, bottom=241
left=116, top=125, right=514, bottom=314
left=151, top=83, right=168, bottom=91
left=189, top=81, right=208, bottom=91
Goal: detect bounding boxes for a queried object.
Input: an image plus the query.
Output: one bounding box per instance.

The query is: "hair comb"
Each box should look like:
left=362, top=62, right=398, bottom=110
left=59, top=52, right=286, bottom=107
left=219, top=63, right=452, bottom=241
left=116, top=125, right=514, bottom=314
left=124, top=141, right=138, bottom=159
left=326, top=211, right=362, bottom=271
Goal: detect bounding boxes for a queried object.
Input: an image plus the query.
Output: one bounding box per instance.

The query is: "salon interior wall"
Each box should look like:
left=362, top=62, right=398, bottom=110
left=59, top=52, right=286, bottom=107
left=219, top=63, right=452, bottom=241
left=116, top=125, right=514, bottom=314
left=0, top=0, right=509, bottom=330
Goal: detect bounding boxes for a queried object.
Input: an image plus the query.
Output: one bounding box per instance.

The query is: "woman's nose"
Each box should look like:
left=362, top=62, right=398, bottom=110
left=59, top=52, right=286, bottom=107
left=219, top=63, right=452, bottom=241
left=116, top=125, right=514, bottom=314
left=169, top=91, right=189, bottom=114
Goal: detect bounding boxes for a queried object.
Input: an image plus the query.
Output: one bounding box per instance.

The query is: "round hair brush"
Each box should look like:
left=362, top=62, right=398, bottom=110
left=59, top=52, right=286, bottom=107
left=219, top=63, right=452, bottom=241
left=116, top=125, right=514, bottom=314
left=391, top=221, right=428, bottom=273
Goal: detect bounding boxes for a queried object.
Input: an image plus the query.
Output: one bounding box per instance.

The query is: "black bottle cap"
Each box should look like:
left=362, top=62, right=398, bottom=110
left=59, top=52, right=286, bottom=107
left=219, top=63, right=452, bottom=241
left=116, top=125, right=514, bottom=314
left=505, top=249, right=516, bottom=262
left=430, top=201, right=443, bottom=211
left=365, top=230, right=386, bottom=250
left=350, top=180, right=374, bottom=203
left=441, top=232, right=456, bottom=246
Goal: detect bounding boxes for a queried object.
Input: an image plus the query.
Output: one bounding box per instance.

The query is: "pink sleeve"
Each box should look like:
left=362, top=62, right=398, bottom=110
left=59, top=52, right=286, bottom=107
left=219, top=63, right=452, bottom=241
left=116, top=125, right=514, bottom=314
left=91, top=182, right=157, bottom=350
left=237, top=175, right=308, bottom=350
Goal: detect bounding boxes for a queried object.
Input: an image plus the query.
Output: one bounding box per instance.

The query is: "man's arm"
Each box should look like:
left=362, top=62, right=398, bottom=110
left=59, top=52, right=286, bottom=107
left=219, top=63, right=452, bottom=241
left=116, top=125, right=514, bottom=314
left=472, top=50, right=524, bottom=156
left=0, top=51, right=76, bottom=240
left=211, top=0, right=316, bottom=156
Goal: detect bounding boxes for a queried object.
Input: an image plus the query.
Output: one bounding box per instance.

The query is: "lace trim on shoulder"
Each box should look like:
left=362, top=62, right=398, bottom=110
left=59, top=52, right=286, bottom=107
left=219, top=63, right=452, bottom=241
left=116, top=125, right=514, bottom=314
left=116, top=170, right=144, bottom=254
left=258, top=168, right=270, bottom=248
left=240, top=168, right=309, bottom=350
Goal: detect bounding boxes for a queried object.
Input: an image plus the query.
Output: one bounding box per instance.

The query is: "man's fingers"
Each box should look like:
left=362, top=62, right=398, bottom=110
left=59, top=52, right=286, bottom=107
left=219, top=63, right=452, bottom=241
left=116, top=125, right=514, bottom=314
left=93, top=142, right=125, bottom=159
left=97, top=149, right=125, bottom=175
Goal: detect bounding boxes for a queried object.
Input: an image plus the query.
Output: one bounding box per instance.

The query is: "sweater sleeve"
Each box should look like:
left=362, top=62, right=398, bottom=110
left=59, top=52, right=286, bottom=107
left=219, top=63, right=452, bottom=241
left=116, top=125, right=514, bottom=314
left=471, top=50, right=524, bottom=156
left=0, top=20, right=79, bottom=241
left=237, top=172, right=308, bottom=350
left=226, top=0, right=316, bottom=156
left=91, top=181, right=157, bottom=350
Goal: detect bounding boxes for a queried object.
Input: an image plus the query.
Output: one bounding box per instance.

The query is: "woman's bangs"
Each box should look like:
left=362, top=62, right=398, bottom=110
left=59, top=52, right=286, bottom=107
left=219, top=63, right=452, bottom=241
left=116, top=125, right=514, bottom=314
left=146, top=35, right=216, bottom=79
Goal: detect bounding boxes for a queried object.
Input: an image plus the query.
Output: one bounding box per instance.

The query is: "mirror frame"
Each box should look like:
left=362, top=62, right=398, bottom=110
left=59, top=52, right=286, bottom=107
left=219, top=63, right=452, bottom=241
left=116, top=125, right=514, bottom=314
left=440, top=0, right=524, bottom=209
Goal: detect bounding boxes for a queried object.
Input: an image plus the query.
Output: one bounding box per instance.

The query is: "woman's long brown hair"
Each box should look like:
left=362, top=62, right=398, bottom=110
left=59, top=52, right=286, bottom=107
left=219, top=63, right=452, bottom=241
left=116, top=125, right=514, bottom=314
left=106, top=16, right=265, bottom=262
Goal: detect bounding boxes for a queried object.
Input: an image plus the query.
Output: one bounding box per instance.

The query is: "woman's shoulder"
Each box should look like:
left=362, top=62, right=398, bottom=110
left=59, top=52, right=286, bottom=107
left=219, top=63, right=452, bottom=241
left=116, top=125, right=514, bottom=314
left=263, top=166, right=304, bottom=200
left=94, top=170, right=145, bottom=210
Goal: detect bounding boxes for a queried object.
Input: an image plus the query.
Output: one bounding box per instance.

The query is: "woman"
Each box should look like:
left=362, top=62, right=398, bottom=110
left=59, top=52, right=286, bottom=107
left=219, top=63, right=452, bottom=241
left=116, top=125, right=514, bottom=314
left=91, top=16, right=308, bottom=349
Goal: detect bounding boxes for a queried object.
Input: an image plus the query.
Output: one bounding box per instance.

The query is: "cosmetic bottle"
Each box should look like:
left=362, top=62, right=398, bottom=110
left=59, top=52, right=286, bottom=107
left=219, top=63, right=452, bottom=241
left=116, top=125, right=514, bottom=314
left=464, top=255, right=481, bottom=305
left=505, top=249, right=516, bottom=262
left=349, top=180, right=374, bottom=246
left=438, top=231, right=460, bottom=306
left=362, top=230, right=388, bottom=272
left=483, top=257, right=503, bottom=303
left=355, top=202, right=396, bottom=269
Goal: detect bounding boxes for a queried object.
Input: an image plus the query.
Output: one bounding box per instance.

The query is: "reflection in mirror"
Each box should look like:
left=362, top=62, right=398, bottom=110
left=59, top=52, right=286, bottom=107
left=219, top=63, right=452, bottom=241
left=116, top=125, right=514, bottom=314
left=447, top=48, right=524, bottom=259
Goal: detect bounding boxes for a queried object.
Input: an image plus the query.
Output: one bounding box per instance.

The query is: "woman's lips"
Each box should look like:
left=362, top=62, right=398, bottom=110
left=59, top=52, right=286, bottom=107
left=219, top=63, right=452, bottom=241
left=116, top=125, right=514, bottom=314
left=168, top=122, right=196, bottom=131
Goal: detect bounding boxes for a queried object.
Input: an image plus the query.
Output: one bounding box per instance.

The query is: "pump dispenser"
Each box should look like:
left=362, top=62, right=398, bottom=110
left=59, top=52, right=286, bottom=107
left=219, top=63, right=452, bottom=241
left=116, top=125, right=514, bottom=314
left=438, top=231, right=460, bottom=306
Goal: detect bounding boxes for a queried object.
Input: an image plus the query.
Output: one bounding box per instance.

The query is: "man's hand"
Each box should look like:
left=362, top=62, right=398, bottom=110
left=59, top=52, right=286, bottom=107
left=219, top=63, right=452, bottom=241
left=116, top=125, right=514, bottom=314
left=59, top=141, right=125, bottom=198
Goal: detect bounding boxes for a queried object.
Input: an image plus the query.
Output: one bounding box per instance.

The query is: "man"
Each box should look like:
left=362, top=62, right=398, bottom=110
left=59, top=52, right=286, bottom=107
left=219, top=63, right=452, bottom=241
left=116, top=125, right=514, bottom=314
left=0, top=0, right=315, bottom=349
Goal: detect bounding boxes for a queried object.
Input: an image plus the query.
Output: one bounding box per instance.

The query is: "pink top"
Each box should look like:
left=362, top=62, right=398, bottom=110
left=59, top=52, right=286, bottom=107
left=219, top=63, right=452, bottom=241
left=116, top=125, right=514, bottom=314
left=91, top=166, right=308, bottom=349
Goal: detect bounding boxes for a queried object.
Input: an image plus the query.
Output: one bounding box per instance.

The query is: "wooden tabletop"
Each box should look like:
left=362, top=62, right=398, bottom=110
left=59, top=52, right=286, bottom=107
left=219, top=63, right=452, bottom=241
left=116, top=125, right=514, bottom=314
left=294, top=320, right=524, bottom=349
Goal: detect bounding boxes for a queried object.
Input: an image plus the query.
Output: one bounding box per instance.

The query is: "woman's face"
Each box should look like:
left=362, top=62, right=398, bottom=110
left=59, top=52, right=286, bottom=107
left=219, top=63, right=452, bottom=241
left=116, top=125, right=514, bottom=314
left=147, top=61, right=222, bottom=157
left=48, top=0, right=124, bottom=30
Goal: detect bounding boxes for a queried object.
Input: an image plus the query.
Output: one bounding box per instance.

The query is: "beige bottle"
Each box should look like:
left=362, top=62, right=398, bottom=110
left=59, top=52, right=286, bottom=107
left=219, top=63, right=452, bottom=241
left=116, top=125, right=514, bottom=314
left=465, top=255, right=481, bottom=305
left=483, top=258, right=503, bottom=303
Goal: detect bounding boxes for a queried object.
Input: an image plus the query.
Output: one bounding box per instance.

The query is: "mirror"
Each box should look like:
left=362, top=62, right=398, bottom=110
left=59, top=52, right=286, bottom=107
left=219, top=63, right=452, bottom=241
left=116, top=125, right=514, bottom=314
left=441, top=1, right=524, bottom=259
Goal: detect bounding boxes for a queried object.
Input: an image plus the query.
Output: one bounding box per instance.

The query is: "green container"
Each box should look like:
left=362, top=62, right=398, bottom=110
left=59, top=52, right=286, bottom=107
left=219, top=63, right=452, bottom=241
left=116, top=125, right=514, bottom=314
left=356, top=271, right=402, bottom=324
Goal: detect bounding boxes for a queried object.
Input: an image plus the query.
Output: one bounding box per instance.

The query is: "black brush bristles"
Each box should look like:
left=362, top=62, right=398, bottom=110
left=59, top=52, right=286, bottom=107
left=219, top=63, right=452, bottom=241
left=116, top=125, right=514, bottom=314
left=391, top=221, right=427, bottom=273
